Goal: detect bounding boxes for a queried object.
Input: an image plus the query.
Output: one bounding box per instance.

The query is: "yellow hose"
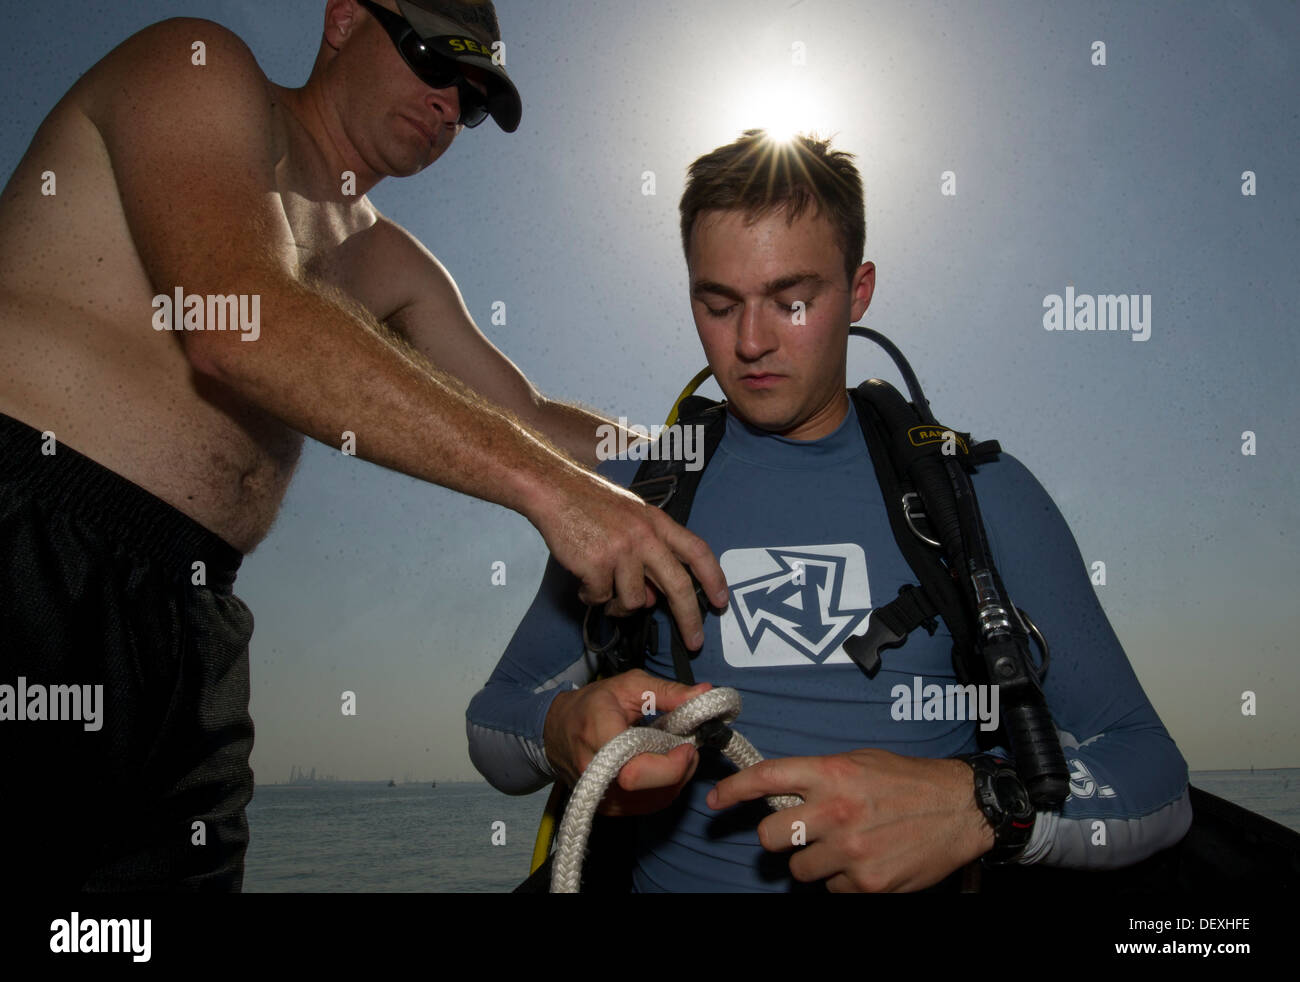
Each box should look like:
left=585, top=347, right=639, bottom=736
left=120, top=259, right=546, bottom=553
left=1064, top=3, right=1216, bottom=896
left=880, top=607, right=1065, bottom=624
left=665, top=366, right=715, bottom=427
left=528, top=783, right=567, bottom=874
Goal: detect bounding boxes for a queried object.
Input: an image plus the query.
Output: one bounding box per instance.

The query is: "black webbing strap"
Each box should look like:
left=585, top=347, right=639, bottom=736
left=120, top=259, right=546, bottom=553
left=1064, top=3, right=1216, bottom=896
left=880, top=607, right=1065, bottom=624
left=615, top=385, right=1000, bottom=686
left=845, top=384, right=985, bottom=683
left=844, top=583, right=942, bottom=678
left=624, top=402, right=729, bottom=685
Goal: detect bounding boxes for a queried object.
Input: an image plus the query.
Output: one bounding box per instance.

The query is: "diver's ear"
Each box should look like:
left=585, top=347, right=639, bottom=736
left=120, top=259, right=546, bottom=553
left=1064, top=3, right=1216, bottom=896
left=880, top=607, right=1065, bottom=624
left=850, top=261, right=876, bottom=322
left=324, top=0, right=362, bottom=49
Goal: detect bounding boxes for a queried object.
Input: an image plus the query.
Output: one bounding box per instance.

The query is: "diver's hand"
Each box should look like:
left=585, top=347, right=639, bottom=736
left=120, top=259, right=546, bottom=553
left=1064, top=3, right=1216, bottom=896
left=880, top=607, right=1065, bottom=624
left=525, top=468, right=727, bottom=650
left=544, top=670, right=712, bottom=816
left=707, top=749, right=994, bottom=892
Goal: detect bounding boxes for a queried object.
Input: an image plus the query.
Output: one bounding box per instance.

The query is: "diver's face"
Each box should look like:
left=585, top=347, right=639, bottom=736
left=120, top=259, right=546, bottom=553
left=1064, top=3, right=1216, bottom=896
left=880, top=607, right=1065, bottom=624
left=687, top=207, right=874, bottom=440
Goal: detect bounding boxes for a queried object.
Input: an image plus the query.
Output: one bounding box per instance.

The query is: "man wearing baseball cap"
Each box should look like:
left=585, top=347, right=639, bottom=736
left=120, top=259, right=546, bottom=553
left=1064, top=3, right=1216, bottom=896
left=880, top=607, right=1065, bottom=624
left=0, top=0, right=725, bottom=891
left=380, top=0, right=523, bottom=131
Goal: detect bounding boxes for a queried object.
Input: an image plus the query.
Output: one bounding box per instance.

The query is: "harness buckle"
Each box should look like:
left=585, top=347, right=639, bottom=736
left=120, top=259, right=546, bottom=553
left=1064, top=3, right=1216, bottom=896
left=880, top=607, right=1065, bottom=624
left=630, top=474, right=678, bottom=509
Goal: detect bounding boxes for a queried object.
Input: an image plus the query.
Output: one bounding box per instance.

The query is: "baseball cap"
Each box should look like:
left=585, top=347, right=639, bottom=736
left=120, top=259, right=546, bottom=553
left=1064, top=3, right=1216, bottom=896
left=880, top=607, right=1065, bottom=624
left=395, top=1, right=522, bottom=132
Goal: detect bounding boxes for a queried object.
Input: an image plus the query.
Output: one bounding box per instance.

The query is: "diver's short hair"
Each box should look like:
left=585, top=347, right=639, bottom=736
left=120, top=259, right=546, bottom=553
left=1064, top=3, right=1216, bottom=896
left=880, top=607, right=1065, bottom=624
left=679, top=130, right=866, bottom=282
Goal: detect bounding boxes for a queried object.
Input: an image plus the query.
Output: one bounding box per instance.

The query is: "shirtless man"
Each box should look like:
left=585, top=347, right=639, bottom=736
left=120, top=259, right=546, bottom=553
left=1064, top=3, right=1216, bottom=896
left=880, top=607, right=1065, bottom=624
left=0, top=0, right=725, bottom=891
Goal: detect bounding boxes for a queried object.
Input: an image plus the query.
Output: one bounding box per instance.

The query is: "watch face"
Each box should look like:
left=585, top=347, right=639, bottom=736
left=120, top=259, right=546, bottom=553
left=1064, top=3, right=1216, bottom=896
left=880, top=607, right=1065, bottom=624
left=994, top=773, right=1033, bottom=819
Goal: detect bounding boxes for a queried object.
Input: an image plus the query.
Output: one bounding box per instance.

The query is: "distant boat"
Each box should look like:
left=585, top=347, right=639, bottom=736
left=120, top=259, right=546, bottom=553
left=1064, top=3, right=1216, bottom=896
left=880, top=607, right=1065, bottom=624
left=431, top=782, right=437, bottom=789
left=387, top=779, right=396, bottom=788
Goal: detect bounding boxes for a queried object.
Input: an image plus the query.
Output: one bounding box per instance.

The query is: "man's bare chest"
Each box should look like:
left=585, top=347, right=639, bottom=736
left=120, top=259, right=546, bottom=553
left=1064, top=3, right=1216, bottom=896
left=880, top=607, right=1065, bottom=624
left=275, top=192, right=403, bottom=322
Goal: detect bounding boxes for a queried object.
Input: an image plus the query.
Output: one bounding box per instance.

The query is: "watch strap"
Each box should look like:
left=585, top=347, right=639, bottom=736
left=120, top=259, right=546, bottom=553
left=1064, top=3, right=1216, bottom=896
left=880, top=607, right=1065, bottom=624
left=957, top=753, right=1035, bottom=864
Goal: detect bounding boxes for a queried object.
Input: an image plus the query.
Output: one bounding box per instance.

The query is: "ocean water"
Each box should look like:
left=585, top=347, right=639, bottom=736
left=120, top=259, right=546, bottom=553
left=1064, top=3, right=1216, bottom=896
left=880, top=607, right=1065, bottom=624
left=1184, top=768, right=1300, bottom=834
left=243, top=769, right=1300, bottom=892
left=244, top=781, right=552, bottom=892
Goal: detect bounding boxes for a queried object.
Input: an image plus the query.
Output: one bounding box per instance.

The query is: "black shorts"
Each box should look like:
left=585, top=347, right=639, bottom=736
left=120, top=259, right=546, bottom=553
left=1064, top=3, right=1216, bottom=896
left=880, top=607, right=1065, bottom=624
left=0, top=413, right=255, bottom=892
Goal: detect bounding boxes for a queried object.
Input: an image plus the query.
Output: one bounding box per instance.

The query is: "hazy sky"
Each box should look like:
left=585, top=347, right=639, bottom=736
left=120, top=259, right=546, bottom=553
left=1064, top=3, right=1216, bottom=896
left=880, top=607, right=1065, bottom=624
left=2, top=0, right=1296, bottom=784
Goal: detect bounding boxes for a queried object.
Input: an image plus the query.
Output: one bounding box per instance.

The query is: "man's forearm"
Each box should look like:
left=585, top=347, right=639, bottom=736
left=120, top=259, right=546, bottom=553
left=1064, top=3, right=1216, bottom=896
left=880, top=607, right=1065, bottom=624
left=529, top=398, right=622, bottom=470
left=185, top=272, right=588, bottom=520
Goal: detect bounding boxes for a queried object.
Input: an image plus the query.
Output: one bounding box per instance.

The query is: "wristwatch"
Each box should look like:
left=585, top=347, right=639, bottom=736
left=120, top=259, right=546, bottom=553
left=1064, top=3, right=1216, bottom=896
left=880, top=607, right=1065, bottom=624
left=956, top=753, right=1036, bottom=864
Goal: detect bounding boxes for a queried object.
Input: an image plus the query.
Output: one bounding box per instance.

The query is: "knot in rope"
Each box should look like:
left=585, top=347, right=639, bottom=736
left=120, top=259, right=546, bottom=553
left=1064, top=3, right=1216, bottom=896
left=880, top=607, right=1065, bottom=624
left=550, top=686, right=802, bottom=893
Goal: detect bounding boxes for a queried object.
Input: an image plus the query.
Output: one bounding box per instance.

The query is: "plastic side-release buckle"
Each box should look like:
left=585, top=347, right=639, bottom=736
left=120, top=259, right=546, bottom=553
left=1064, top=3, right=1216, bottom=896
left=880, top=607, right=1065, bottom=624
left=843, top=618, right=906, bottom=679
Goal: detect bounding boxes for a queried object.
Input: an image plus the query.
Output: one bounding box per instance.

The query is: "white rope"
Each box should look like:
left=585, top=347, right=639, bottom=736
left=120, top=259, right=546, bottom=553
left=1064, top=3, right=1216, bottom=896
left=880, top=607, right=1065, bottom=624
left=550, top=687, right=803, bottom=893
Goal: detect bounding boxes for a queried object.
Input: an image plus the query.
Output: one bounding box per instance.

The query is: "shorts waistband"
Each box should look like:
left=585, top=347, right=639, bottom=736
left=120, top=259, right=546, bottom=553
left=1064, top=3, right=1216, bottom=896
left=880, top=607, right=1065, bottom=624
left=0, top=412, right=244, bottom=588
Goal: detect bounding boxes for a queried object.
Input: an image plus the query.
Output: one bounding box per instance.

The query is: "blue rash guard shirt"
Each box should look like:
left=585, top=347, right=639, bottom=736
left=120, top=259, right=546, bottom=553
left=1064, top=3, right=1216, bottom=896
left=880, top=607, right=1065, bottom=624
left=466, top=398, right=1191, bottom=892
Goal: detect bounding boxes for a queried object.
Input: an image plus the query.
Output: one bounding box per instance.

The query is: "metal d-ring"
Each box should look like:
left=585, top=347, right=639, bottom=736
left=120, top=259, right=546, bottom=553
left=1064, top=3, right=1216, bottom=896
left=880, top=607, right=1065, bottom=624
left=629, top=475, right=677, bottom=510
left=582, top=605, right=622, bottom=658
left=902, top=492, right=941, bottom=548
left=1017, top=607, right=1051, bottom=680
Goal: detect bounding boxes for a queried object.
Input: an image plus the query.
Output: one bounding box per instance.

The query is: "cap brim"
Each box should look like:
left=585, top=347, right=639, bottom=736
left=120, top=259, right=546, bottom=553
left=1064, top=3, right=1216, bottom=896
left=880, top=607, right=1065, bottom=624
left=395, top=2, right=522, bottom=132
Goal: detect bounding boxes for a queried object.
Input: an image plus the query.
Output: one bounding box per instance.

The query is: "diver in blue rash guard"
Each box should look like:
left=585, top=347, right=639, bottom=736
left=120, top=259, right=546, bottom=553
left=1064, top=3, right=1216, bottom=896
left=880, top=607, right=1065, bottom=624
left=465, top=130, right=1191, bottom=892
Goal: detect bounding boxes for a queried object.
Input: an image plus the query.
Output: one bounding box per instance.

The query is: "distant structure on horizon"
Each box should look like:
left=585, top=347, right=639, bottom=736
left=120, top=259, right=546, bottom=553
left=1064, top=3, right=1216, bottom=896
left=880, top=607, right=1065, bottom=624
left=286, top=764, right=340, bottom=785
left=273, top=765, right=462, bottom=786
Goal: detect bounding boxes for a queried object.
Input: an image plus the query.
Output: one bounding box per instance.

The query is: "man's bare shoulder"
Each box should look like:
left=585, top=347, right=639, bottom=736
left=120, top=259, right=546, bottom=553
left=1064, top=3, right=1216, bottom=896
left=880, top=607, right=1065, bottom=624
left=368, top=208, right=436, bottom=261
left=365, top=206, right=464, bottom=284
left=361, top=208, right=468, bottom=315
left=72, top=18, right=276, bottom=138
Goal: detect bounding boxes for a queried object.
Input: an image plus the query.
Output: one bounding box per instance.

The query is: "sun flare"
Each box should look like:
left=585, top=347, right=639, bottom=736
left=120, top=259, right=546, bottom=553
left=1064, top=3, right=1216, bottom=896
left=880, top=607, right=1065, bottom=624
left=710, top=48, right=850, bottom=144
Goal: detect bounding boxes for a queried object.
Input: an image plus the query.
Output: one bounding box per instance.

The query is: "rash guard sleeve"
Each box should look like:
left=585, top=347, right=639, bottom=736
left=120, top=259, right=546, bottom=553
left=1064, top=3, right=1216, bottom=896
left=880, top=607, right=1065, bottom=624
left=465, top=553, right=595, bottom=795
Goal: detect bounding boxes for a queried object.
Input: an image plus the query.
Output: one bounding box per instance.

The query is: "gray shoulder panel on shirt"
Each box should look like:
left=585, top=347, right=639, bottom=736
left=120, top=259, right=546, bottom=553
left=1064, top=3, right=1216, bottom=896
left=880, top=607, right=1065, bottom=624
left=1017, top=788, right=1192, bottom=868
left=1013, top=729, right=1192, bottom=867
left=466, top=651, right=599, bottom=795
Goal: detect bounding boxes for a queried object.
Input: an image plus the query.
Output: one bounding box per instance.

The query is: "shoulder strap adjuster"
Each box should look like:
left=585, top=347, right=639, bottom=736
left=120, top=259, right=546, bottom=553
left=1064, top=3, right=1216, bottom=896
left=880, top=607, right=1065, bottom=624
left=629, top=474, right=678, bottom=509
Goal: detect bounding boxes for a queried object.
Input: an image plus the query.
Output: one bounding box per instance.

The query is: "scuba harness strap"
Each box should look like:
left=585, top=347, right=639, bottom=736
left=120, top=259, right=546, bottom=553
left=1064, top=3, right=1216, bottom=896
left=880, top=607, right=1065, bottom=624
left=596, top=398, right=730, bottom=687
left=847, top=372, right=1068, bottom=807
left=842, top=381, right=986, bottom=681
left=542, top=328, right=1071, bottom=886
left=591, top=329, right=1069, bottom=809
left=606, top=386, right=982, bottom=691
left=613, top=390, right=985, bottom=687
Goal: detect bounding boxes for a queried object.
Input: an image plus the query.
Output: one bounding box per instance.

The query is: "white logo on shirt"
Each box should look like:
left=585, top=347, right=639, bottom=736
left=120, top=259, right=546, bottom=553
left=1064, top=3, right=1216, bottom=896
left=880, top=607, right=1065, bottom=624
left=719, top=544, right=873, bottom=667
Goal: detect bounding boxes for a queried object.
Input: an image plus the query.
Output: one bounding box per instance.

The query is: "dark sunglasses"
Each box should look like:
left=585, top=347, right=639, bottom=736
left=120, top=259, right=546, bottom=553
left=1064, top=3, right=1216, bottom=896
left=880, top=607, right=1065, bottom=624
left=357, top=0, right=490, bottom=128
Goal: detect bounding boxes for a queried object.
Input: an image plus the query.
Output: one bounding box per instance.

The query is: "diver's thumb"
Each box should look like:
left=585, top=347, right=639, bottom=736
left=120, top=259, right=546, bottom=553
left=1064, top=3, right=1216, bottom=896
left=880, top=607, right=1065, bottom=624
left=646, top=678, right=713, bottom=715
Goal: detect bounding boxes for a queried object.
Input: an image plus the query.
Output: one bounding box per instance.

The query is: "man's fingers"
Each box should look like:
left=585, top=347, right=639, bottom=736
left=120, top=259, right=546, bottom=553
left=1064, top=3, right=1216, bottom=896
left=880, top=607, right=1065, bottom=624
left=756, top=802, right=813, bottom=854
left=615, top=547, right=661, bottom=614
left=623, top=673, right=712, bottom=716
left=576, top=575, right=611, bottom=609
left=604, top=579, right=658, bottom=619
left=639, top=542, right=707, bottom=649
left=789, top=843, right=846, bottom=886
left=707, top=756, right=814, bottom=810
left=597, top=743, right=700, bottom=816
left=648, top=511, right=729, bottom=610
left=616, top=744, right=697, bottom=792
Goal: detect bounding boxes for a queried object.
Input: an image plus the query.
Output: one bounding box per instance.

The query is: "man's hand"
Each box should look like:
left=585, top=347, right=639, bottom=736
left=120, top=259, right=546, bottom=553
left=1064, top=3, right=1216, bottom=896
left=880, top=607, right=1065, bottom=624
left=85, top=20, right=727, bottom=628
left=544, top=670, right=712, bottom=816
left=530, top=472, right=728, bottom=650
left=706, top=748, right=995, bottom=892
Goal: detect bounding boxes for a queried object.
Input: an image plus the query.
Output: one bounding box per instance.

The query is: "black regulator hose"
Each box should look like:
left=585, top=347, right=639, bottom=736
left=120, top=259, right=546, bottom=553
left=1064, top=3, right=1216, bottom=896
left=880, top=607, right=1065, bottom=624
left=852, top=326, right=1069, bottom=808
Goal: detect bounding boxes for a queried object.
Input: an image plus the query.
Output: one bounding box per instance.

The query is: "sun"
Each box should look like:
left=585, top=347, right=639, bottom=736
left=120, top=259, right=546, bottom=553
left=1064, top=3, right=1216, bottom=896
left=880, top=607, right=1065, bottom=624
left=753, top=86, right=804, bottom=143
left=717, top=73, right=837, bottom=147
